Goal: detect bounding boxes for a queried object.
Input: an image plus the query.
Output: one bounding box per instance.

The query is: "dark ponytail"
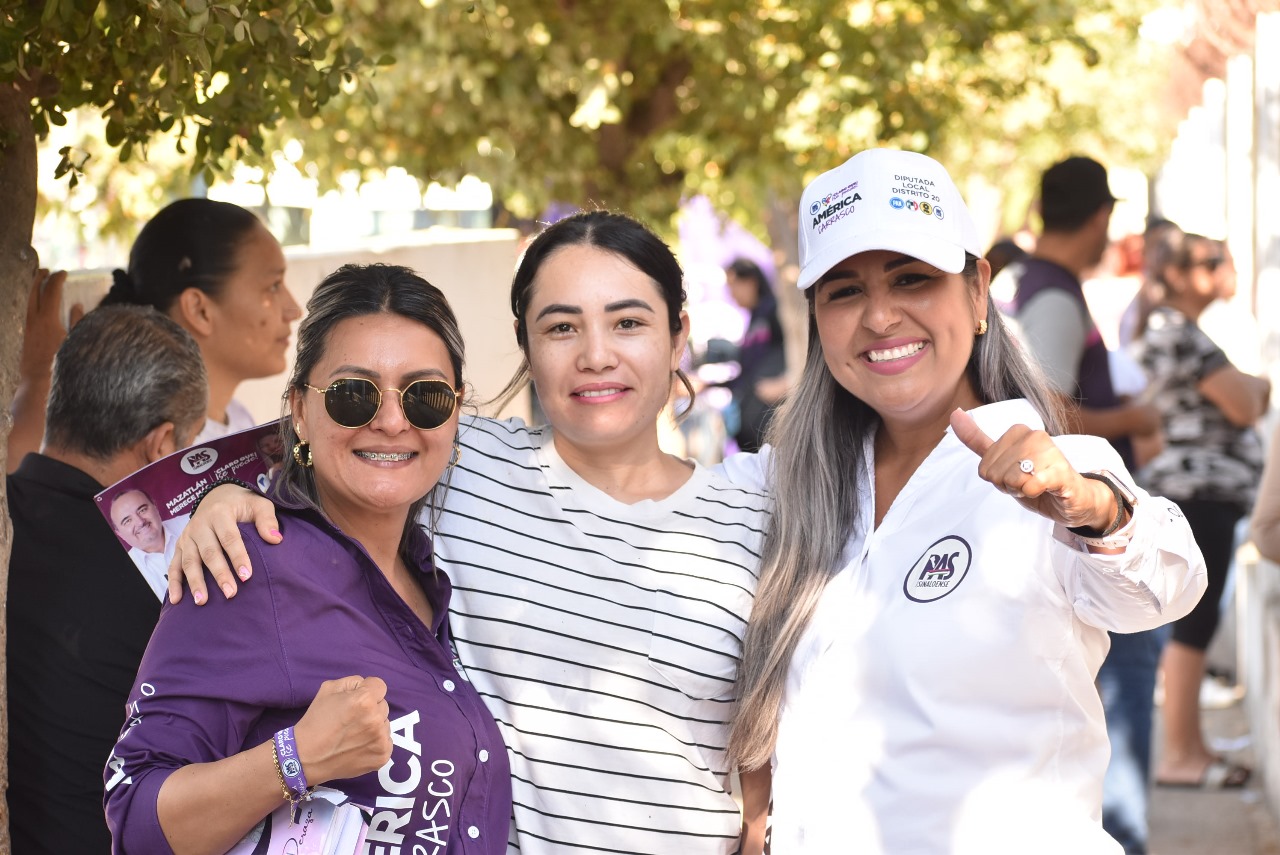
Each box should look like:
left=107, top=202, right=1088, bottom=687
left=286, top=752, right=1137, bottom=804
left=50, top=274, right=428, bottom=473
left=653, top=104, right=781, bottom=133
left=99, top=198, right=262, bottom=312
left=102, top=268, right=141, bottom=305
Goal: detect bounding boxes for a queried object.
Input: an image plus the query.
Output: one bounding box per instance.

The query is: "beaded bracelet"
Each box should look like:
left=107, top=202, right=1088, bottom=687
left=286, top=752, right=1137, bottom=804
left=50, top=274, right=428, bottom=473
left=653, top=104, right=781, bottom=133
left=271, top=740, right=292, bottom=802
left=272, top=727, right=314, bottom=823
left=189, top=477, right=256, bottom=517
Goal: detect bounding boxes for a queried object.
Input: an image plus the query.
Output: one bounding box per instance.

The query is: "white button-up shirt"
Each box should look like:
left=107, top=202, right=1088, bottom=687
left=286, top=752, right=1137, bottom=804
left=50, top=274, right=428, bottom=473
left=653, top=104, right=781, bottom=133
left=719, top=399, right=1206, bottom=854
left=125, top=516, right=189, bottom=601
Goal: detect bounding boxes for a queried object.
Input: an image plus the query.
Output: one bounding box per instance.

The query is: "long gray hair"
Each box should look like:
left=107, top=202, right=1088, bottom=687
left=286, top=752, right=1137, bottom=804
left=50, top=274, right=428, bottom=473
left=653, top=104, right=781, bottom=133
left=727, top=254, right=1064, bottom=770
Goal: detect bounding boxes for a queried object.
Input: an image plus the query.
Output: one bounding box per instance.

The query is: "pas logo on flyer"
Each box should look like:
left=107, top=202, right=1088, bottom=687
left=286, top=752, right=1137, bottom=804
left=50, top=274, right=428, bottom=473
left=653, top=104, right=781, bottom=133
left=180, top=447, right=219, bottom=475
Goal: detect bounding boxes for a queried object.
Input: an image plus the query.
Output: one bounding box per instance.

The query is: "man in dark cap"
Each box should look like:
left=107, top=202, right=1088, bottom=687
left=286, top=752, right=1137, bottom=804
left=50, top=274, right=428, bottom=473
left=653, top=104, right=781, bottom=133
left=1003, top=155, right=1160, bottom=465
left=998, top=156, right=1163, bottom=854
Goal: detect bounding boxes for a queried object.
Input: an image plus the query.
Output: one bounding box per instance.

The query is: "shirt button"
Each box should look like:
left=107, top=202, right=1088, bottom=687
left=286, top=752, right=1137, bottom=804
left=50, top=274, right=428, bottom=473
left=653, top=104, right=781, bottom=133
left=442, top=679, right=455, bottom=692
left=479, top=749, right=489, bottom=762
left=468, top=826, right=480, bottom=839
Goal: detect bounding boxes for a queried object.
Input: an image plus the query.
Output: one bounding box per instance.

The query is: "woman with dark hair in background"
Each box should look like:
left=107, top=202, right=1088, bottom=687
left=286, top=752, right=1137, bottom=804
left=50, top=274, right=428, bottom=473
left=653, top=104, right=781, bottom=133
left=9, top=200, right=299, bottom=468
left=101, top=197, right=302, bottom=441
left=1137, top=230, right=1270, bottom=791
left=105, top=263, right=510, bottom=854
left=722, top=258, right=788, bottom=453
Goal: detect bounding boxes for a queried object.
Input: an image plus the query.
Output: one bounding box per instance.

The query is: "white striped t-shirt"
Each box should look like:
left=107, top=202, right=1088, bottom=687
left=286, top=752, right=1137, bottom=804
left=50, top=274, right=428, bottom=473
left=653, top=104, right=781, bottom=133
left=433, top=416, right=769, bottom=854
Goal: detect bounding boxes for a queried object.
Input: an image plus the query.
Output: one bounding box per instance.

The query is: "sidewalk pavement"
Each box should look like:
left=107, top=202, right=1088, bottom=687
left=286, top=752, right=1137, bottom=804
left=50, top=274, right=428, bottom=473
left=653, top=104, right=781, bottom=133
left=1148, top=687, right=1280, bottom=855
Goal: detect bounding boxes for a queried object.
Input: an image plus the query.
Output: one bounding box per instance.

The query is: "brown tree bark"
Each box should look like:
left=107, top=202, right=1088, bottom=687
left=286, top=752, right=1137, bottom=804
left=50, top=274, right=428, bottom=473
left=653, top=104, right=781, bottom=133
left=0, top=79, right=41, bottom=852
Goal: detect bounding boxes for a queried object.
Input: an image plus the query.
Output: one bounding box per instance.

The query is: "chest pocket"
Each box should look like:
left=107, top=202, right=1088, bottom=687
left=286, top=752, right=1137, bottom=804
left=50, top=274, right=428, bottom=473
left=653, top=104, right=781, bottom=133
left=647, top=587, right=750, bottom=701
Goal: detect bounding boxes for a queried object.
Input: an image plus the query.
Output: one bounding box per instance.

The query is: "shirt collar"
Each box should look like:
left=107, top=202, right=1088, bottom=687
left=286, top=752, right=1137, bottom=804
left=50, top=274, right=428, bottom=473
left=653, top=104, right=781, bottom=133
left=12, top=453, right=105, bottom=500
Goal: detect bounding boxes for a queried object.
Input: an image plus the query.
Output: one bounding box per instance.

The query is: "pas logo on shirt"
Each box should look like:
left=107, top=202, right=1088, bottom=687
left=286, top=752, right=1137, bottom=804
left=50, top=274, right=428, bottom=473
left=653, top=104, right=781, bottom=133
left=902, top=535, right=972, bottom=603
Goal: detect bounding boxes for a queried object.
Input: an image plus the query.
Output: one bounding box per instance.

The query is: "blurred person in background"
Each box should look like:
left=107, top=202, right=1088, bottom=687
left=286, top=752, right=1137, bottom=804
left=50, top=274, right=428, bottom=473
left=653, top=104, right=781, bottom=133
left=1002, top=157, right=1162, bottom=465
left=1196, top=239, right=1263, bottom=377
left=10, top=199, right=301, bottom=462
left=1136, top=229, right=1269, bottom=792
left=1118, top=218, right=1179, bottom=350
left=1000, top=155, right=1165, bottom=854
left=986, top=236, right=1028, bottom=283
left=100, top=197, right=302, bottom=442
left=720, top=258, right=788, bottom=452
left=6, top=305, right=206, bottom=855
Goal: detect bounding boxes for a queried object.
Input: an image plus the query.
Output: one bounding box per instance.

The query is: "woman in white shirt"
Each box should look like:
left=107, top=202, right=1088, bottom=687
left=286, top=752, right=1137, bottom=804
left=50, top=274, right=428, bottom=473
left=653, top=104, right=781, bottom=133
left=722, top=150, right=1206, bottom=854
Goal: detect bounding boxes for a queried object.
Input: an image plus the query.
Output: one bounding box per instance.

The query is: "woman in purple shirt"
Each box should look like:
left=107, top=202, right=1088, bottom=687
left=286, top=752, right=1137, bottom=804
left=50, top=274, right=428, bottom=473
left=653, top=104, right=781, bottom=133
left=104, top=264, right=511, bottom=854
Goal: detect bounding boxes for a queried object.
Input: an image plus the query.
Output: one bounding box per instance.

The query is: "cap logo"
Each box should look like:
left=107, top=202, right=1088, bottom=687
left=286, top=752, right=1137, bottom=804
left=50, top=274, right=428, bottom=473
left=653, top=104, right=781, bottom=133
left=811, top=191, right=863, bottom=233
left=798, top=151, right=974, bottom=291
left=887, top=196, right=945, bottom=220
left=809, top=180, right=859, bottom=215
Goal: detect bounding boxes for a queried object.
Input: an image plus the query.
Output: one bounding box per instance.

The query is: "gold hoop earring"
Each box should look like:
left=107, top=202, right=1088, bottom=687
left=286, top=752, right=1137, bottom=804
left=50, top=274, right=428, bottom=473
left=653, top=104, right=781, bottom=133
left=292, top=439, right=313, bottom=468
left=975, top=319, right=988, bottom=336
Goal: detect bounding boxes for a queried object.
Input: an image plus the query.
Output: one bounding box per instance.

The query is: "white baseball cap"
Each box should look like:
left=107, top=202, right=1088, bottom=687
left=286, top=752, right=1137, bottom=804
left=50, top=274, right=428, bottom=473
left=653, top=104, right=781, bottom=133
left=796, top=149, right=983, bottom=290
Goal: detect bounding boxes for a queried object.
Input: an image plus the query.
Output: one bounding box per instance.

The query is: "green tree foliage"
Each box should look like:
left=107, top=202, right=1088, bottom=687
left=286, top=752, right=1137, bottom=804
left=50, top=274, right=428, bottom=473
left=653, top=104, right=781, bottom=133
left=937, top=0, right=1177, bottom=234
left=27, top=1, right=1174, bottom=245
left=3, top=0, right=367, bottom=180
left=275, top=0, right=1165, bottom=233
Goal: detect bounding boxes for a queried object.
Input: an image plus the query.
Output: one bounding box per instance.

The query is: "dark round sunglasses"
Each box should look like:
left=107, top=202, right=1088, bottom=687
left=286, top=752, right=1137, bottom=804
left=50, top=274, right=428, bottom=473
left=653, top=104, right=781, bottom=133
left=1185, top=255, right=1225, bottom=272
left=304, top=377, right=461, bottom=431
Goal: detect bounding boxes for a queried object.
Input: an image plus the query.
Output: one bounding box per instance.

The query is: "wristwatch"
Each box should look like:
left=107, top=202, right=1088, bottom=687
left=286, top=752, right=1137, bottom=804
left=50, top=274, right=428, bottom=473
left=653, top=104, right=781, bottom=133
left=1068, top=470, right=1137, bottom=548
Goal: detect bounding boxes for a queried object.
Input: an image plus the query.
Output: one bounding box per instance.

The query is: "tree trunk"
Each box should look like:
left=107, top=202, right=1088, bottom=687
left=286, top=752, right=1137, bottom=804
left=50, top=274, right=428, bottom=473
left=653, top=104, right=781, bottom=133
left=0, top=80, right=41, bottom=853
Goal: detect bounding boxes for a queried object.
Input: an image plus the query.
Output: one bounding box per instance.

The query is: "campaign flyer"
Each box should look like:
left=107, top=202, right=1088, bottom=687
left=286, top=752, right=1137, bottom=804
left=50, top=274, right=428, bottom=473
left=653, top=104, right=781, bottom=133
left=94, top=422, right=285, bottom=600
left=227, top=788, right=371, bottom=855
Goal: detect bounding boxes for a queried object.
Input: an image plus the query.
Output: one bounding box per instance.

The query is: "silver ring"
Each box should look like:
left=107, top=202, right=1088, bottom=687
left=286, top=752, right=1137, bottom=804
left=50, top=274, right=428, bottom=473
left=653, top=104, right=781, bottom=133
left=1019, top=458, right=1034, bottom=474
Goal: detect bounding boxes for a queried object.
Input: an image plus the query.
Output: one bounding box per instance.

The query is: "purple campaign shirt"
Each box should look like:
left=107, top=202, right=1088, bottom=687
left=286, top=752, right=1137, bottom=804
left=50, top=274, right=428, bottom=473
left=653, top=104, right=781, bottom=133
left=104, top=497, right=511, bottom=854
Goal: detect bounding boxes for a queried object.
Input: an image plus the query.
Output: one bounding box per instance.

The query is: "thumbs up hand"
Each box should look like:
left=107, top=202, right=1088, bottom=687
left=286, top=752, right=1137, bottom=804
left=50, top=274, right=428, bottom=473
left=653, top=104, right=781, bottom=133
left=949, top=408, right=1118, bottom=533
